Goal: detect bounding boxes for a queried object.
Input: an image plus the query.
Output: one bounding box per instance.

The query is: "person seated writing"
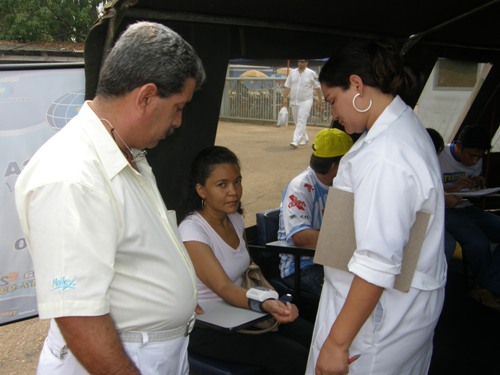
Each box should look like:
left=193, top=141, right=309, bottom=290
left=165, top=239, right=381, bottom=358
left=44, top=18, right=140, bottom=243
left=178, top=146, right=313, bottom=374
left=438, top=124, right=500, bottom=311
left=277, top=128, right=353, bottom=298
left=426, top=127, right=463, bottom=261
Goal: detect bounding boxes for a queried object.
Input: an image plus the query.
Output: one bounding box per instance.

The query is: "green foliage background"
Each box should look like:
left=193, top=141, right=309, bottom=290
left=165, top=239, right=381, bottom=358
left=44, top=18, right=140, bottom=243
left=0, top=0, right=103, bottom=43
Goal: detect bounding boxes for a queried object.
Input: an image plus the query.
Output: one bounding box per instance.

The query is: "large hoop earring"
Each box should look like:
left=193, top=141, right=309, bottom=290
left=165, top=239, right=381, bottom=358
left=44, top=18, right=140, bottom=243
left=352, top=93, right=372, bottom=113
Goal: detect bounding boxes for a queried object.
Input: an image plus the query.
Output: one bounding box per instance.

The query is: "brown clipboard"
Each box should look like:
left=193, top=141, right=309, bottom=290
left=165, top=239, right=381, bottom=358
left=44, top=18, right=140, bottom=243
left=314, top=187, right=430, bottom=292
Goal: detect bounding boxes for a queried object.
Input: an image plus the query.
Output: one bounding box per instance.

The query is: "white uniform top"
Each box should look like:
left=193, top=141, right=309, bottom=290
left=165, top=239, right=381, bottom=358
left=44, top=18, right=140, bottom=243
left=284, top=67, right=320, bottom=105
left=179, top=212, right=250, bottom=303
left=307, top=96, right=447, bottom=375
left=333, top=96, right=447, bottom=291
left=15, top=102, right=197, bottom=332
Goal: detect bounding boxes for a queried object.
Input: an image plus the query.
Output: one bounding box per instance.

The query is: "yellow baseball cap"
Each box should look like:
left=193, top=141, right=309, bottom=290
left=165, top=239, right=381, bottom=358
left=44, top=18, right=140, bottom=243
left=312, top=128, right=353, bottom=158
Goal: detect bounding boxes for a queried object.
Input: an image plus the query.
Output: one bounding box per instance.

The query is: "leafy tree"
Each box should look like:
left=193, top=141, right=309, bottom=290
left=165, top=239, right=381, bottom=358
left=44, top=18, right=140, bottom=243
left=0, top=0, right=104, bottom=43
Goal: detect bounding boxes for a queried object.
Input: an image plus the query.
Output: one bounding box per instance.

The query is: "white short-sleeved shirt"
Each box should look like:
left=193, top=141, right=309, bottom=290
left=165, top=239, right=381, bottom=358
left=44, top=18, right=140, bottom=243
left=277, top=166, right=329, bottom=277
left=179, top=212, right=250, bottom=303
left=15, top=102, right=197, bottom=332
left=284, top=67, right=320, bottom=105
left=332, top=96, right=447, bottom=291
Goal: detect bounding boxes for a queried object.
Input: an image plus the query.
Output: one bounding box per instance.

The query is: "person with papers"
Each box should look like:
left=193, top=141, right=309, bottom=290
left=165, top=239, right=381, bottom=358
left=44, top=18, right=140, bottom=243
left=306, top=40, right=447, bottom=374
left=438, top=124, right=500, bottom=311
left=178, top=146, right=313, bottom=374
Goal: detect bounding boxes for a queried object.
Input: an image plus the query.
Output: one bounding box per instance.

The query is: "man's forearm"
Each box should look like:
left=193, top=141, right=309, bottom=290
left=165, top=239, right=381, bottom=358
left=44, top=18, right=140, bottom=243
left=315, top=88, right=323, bottom=104
left=283, top=88, right=290, bottom=105
left=292, top=229, right=319, bottom=249
left=56, top=314, right=140, bottom=375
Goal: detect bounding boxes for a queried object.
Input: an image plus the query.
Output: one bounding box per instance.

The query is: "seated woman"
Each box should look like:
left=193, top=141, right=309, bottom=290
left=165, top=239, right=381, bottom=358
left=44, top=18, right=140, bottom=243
left=178, top=145, right=313, bottom=374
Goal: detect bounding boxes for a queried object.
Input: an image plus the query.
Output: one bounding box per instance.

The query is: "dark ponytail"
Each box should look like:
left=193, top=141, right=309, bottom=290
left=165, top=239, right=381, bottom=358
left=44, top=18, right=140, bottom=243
left=319, top=39, right=419, bottom=100
left=368, top=40, right=405, bottom=94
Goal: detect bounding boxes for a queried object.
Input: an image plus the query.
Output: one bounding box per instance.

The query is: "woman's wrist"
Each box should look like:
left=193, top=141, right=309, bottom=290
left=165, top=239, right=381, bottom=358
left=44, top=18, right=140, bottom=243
left=261, top=299, right=274, bottom=313
left=248, top=298, right=275, bottom=313
left=248, top=298, right=265, bottom=312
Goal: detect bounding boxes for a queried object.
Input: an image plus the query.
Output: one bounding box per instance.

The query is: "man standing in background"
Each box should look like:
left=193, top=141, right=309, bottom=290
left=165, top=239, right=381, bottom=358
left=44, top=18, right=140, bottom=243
left=283, top=59, right=323, bottom=148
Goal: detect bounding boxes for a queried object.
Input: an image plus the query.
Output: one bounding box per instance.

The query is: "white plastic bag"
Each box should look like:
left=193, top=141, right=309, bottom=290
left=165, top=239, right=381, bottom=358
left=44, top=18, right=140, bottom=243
left=277, top=106, right=288, bottom=127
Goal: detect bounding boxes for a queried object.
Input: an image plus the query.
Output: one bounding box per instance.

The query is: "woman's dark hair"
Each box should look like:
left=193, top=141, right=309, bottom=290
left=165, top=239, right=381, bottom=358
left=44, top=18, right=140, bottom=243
left=319, top=39, right=411, bottom=97
left=177, top=145, right=242, bottom=223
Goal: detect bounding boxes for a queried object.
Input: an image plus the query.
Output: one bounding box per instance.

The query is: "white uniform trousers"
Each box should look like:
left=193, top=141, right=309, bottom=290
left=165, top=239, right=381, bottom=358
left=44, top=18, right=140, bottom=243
left=37, top=319, right=190, bottom=375
left=306, top=267, right=445, bottom=375
left=291, top=98, right=313, bottom=144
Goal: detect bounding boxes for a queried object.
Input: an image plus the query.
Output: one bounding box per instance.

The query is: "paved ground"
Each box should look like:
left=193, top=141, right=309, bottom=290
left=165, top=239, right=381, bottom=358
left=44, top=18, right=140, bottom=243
left=216, top=120, right=324, bottom=227
left=0, top=120, right=325, bottom=374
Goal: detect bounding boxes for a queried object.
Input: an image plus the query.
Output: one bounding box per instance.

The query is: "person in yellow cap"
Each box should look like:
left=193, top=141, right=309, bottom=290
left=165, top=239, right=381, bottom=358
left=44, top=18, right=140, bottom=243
left=277, top=128, right=353, bottom=298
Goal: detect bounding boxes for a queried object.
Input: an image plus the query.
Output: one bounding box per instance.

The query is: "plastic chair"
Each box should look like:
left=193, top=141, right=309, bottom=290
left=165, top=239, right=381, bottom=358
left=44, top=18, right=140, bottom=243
left=250, top=208, right=292, bottom=295
left=249, top=208, right=319, bottom=322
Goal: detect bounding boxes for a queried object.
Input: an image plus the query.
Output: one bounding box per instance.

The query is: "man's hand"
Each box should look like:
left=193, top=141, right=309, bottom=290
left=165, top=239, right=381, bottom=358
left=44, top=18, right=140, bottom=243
left=445, top=194, right=466, bottom=208
left=447, top=176, right=485, bottom=192
left=471, top=176, right=486, bottom=189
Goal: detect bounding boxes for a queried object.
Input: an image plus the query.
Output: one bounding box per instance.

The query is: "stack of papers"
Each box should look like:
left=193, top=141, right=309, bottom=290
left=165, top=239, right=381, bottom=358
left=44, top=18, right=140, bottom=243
left=451, top=187, right=500, bottom=197
left=195, top=300, right=270, bottom=332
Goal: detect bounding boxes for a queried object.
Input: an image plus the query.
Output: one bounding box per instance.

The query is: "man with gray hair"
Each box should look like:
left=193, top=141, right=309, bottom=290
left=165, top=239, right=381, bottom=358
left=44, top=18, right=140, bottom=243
left=15, top=22, right=205, bottom=374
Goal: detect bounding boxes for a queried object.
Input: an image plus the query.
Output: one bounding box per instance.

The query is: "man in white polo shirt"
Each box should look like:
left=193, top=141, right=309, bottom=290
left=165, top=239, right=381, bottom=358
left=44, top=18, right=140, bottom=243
left=282, top=59, right=323, bottom=148
left=15, top=22, right=205, bottom=375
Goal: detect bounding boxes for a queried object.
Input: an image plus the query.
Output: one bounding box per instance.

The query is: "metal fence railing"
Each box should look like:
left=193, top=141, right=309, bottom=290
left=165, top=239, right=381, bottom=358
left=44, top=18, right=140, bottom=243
left=219, top=77, right=331, bottom=126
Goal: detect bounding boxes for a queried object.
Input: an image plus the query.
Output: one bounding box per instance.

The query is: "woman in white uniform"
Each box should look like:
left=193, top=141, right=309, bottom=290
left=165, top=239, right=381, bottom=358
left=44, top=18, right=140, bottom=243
left=306, top=40, right=447, bottom=374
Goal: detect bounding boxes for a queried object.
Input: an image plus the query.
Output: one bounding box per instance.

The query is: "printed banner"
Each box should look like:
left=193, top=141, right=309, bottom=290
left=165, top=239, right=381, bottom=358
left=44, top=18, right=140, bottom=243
left=0, top=66, right=85, bottom=325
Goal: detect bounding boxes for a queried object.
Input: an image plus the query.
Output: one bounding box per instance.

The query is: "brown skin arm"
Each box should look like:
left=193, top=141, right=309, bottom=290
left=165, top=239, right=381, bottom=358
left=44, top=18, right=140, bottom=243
left=184, top=240, right=249, bottom=308
left=315, top=276, right=384, bottom=375
left=445, top=193, right=466, bottom=208
left=444, top=176, right=486, bottom=192
left=292, top=229, right=319, bottom=249
left=471, top=176, right=486, bottom=188
left=55, top=314, right=140, bottom=375
left=184, top=239, right=298, bottom=323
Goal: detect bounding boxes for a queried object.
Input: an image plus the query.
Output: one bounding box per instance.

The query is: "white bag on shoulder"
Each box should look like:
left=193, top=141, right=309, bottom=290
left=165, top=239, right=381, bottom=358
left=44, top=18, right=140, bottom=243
left=277, top=106, right=288, bottom=127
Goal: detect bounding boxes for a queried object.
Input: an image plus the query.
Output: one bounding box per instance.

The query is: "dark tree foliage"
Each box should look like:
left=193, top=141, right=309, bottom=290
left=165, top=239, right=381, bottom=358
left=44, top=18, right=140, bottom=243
left=0, top=0, right=103, bottom=43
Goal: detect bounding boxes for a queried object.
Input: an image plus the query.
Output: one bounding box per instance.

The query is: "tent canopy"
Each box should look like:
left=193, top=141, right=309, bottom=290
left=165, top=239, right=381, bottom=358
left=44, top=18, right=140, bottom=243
left=239, top=69, right=268, bottom=78
left=84, top=0, right=500, bottom=212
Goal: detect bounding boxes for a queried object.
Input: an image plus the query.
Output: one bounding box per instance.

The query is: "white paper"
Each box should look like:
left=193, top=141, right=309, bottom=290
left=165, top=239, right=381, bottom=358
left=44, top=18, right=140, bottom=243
left=452, top=187, right=500, bottom=197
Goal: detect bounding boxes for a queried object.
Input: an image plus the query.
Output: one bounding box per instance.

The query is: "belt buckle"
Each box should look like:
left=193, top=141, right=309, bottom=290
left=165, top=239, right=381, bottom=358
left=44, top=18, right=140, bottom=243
left=185, top=315, right=195, bottom=336
left=50, top=345, right=68, bottom=360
